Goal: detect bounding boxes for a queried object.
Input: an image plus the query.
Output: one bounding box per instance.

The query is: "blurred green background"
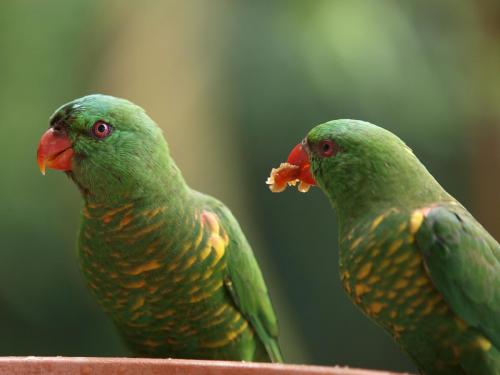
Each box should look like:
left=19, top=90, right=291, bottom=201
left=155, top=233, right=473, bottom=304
left=0, top=0, right=499, bottom=373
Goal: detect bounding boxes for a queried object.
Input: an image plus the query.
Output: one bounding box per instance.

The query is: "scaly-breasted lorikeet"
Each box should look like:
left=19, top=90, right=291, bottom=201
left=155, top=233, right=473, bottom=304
left=37, top=94, right=283, bottom=362
left=268, top=120, right=499, bottom=374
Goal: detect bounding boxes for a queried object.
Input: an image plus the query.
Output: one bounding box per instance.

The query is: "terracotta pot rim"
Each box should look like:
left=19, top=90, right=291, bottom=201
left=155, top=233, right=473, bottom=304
left=0, top=356, right=411, bottom=375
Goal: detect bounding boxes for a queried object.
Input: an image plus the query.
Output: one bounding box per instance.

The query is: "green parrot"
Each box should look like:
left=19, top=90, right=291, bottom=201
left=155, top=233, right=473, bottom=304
left=37, top=94, right=283, bottom=362
left=268, top=120, right=499, bottom=374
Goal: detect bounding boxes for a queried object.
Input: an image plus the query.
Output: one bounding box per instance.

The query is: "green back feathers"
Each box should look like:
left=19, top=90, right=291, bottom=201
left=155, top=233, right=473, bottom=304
left=416, top=206, right=500, bottom=349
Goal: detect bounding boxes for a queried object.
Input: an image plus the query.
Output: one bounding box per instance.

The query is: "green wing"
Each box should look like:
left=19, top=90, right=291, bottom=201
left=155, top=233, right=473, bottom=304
left=415, top=205, right=500, bottom=348
left=211, top=202, right=283, bottom=363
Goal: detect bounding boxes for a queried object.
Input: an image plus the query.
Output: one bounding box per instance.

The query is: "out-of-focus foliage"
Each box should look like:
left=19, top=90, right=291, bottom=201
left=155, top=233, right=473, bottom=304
left=0, top=1, right=498, bottom=373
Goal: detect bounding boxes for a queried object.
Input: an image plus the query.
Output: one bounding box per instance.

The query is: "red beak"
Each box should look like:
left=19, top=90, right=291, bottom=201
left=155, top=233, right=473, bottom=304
left=266, top=140, right=316, bottom=193
left=286, top=142, right=316, bottom=186
left=37, top=128, right=74, bottom=175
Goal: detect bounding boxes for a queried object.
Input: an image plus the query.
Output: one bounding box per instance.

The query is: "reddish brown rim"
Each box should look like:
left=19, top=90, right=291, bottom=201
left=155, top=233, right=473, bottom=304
left=0, top=357, right=411, bottom=375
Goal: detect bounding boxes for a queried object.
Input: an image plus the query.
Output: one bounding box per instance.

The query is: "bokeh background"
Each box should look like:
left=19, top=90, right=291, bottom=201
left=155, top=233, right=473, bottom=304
left=0, top=0, right=499, bottom=373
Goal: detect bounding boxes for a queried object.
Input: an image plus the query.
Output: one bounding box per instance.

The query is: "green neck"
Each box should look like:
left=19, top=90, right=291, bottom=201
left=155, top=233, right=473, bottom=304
left=75, top=138, right=191, bottom=208
left=324, top=152, right=453, bottom=232
left=82, top=160, right=190, bottom=209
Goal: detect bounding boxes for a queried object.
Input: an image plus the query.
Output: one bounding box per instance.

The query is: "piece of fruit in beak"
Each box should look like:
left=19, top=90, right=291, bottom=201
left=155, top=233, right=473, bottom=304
left=37, top=128, right=74, bottom=175
left=266, top=142, right=316, bottom=193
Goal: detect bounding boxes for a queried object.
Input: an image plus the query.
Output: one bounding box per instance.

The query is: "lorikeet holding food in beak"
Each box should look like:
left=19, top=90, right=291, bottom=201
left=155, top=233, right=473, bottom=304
left=268, top=120, right=499, bottom=374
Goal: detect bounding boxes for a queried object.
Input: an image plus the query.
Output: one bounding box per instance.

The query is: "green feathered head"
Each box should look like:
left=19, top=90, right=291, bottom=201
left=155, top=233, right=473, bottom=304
left=268, top=119, right=448, bottom=223
left=37, top=94, right=176, bottom=201
left=305, top=120, right=416, bottom=197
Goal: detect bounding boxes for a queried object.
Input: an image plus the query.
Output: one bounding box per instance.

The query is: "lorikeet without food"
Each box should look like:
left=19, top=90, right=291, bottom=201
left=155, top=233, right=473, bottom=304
left=37, top=94, right=283, bottom=362
left=268, top=120, right=499, bottom=375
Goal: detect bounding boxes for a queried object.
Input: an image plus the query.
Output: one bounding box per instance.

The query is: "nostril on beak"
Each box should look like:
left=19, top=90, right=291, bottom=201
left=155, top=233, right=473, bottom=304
left=52, top=123, right=64, bottom=134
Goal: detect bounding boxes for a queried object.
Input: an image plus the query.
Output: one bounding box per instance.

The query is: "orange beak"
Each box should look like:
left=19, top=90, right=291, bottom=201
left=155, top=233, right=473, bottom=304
left=266, top=140, right=316, bottom=193
left=286, top=142, right=316, bottom=186
left=37, top=128, right=74, bottom=175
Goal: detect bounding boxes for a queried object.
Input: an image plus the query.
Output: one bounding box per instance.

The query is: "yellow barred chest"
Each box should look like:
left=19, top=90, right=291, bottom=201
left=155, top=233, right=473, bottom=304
left=339, top=208, right=495, bottom=371
left=340, top=209, right=451, bottom=337
left=79, top=204, right=251, bottom=354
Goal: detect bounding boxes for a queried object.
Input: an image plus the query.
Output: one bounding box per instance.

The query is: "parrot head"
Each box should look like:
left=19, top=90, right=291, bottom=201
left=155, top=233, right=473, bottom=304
left=37, top=94, right=172, bottom=200
left=268, top=120, right=446, bottom=217
left=299, top=120, right=412, bottom=193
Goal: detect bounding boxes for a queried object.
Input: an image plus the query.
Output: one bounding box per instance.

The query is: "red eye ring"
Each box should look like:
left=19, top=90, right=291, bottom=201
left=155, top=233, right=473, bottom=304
left=91, top=121, right=112, bottom=139
left=319, top=139, right=337, bottom=157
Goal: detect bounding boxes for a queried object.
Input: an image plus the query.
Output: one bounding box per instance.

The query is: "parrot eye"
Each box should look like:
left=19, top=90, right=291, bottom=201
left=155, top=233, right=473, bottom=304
left=318, top=140, right=338, bottom=157
left=91, top=121, right=112, bottom=139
